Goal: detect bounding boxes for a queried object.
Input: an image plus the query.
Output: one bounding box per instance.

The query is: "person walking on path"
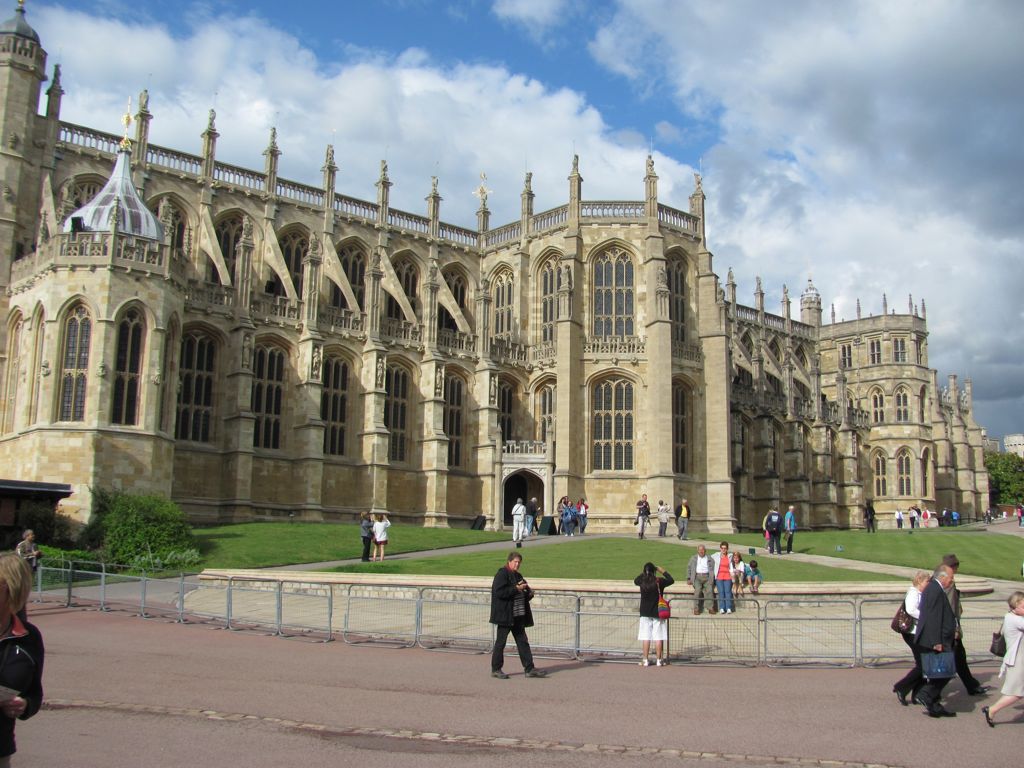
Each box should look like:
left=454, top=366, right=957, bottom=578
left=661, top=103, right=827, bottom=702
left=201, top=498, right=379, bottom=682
left=635, top=562, right=673, bottom=667
left=656, top=500, right=671, bottom=537
left=941, top=554, right=988, bottom=696
left=0, top=553, right=44, bottom=765
left=784, top=506, right=797, bottom=554
left=635, top=494, right=651, bottom=539
left=14, top=531, right=41, bottom=574
left=914, top=565, right=958, bottom=717
left=525, top=497, right=538, bottom=537
left=982, top=590, right=1024, bottom=726
left=675, top=499, right=690, bottom=540
left=489, top=552, right=547, bottom=679
left=687, top=545, right=714, bottom=615
left=865, top=502, right=876, bottom=533
left=511, top=498, right=527, bottom=548
left=358, top=512, right=373, bottom=562
left=895, top=508, right=904, bottom=530
left=893, top=570, right=930, bottom=706
left=577, top=498, right=588, bottom=535
left=711, top=542, right=736, bottom=614
left=371, top=513, right=391, bottom=562
left=764, top=508, right=783, bottom=555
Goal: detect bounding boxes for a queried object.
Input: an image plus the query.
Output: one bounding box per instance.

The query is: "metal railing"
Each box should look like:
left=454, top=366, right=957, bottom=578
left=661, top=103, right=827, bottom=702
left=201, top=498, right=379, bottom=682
left=29, top=567, right=1008, bottom=665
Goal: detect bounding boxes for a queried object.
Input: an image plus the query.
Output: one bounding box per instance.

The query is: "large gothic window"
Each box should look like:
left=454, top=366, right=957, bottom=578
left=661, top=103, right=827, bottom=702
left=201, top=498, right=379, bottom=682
left=384, top=364, right=409, bottom=462
left=869, top=339, right=882, bottom=365
left=537, top=382, right=555, bottom=442
left=897, top=448, right=913, bottom=496
left=279, top=229, right=308, bottom=296
left=895, top=386, right=910, bottom=423
left=839, top=343, right=852, bottom=369
left=439, top=269, right=467, bottom=333
left=592, top=248, right=634, bottom=338
left=385, top=257, right=418, bottom=321
left=921, top=449, right=931, bottom=498
left=2, top=317, right=23, bottom=434
left=498, top=380, right=514, bottom=444
left=871, top=389, right=885, bottom=424
left=873, top=452, right=888, bottom=497
left=321, top=355, right=349, bottom=456
left=493, top=270, right=514, bottom=337
left=667, top=257, right=686, bottom=343
left=111, top=308, right=145, bottom=426
left=252, top=344, right=286, bottom=449
left=213, top=213, right=244, bottom=284
left=672, top=381, right=689, bottom=474
left=592, top=378, right=634, bottom=471
left=444, top=372, right=465, bottom=468
left=540, top=259, right=558, bottom=343
left=59, top=305, right=91, bottom=422
left=176, top=331, right=216, bottom=442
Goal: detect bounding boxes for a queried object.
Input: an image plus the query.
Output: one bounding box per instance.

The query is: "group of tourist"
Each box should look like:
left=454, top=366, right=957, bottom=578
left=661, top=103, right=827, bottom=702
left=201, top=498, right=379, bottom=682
left=634, top=494, right=692, bottom=540
left=892, top=553, right=1024, bottom=725
left=686, top=543, right=762, bottom=615
left=892, top=503, right=961, bottom=530
left=359, top=512, right=391, bottom=562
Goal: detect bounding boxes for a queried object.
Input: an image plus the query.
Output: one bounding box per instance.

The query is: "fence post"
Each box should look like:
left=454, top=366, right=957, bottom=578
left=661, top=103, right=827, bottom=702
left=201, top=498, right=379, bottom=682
left=326, top=586, right=334, bottom=642
left=274, top=580, right=283, bottom=636
left=226, top=578, right=234, bottom=630
left=140, top=573, right=149, bottom=618
left=65, top=563, right=74, bottom=608
left=100, top=569, right=108, bottom=611
left=574, top=595, right=582, bottom=660
left=177, top=574, right=186, bottom=624
left=33, top=565, right=41, bottom=602
left=414, top=587, right=424, bottom=647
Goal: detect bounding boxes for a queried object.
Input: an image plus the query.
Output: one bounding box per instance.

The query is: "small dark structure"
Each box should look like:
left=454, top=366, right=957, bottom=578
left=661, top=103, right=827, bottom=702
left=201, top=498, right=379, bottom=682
left=0, top=479, right=73, bottom=548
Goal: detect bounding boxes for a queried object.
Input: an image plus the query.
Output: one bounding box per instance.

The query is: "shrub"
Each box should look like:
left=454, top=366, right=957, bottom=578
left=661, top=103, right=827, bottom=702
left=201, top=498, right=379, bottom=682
left=102, top=494, right=197, bottom=568
left=78, top=486, right=124, bottom=551
left=16, top=500, right=77, bottom=548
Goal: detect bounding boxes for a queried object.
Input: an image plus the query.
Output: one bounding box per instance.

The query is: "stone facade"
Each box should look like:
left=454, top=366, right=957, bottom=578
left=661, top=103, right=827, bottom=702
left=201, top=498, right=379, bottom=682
left=0, top=9, right=989, bottom=531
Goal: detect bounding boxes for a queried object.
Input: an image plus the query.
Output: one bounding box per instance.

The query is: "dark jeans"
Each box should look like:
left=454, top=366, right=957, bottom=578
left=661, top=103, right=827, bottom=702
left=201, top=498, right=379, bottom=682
left=768, top=531, right=782, bottom=554
left=953, top=636, right=981, bottom=692
left=893, top=632, right=924, bottom=698
left=492, top=621, right=535, bottom=673
left=361, top=535, right=372, bottom=562
left=785, top=531, right=794, bottom=553
left=658, top=521, right=668, bottom=536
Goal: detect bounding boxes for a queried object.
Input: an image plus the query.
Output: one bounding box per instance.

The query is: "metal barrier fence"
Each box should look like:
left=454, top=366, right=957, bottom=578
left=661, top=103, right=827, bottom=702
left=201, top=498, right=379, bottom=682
left=29, top=567, right=1007, bottom=667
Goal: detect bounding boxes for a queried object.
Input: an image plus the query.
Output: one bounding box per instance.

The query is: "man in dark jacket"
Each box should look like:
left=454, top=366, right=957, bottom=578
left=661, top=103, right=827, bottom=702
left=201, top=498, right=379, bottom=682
left=941, top=554, right=988, bottom=696
left=489, top=552, right=547, bottom=679
left=914, top=565, right=958, bottom=717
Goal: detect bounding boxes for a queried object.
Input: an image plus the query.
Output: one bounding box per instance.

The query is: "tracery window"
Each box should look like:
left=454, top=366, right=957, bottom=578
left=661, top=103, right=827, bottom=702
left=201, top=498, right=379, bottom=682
left=897, top=449, right=913, bottom=496
left=592, top=248, right=634, bottom=338
left=444, top=373, right=465, bottom=468
left=667, top=257, right=686, bottom=343
left=337, top=243, right=366, bottom=309
left=869, top=339, right=882, bottom=365
left=58, top=305, right=91, bottom=422
left=111, top=308, right=145, bottom=426
left=592, top=378, right=634, bottom=471
left=873, top=452, right=888, bottom=497
left=840, top=343, right=852, bottom=369
left=921, top=449, right=930, bottom=497
left=895, top=387, right=910, bottom=423
left=384, top=364, right=409, bottom=462
left=386, top=257, right=419, bottom=321
left=279, top=229, right=308, bottom=296
left=252, top=345, right=285, bottom=449
left=893, top=338, right=907, bottom=363
left=537, top=383, right=555, bottom=442
left=540, top=259, right=558, bottom=343
left=671, top=381, right=689, bottom=474
left=321, top=356, right=349, bottom=456
left=176, top=331, right=216, bottom=443
left=2, top=317, right=23, bottom=434
left=213, top=213, right=243, bottom=284
left=871, top=390, right=885, bottom=424
left=493, top=270, right=514, bottom=337
left=498, top=380, right=514, bottom=444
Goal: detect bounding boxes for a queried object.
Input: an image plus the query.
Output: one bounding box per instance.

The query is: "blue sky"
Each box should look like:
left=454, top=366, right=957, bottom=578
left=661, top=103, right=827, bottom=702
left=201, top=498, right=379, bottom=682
left=21, top=0, right=1024, bottom=439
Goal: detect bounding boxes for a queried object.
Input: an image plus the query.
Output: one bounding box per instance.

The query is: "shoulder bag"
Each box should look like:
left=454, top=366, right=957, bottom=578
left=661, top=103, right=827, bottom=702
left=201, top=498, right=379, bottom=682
left=990, top=628, right=1007, bottom=657
left=657, top=594, right=671, bottom=620
left=891, top=602, right=914, bottom=634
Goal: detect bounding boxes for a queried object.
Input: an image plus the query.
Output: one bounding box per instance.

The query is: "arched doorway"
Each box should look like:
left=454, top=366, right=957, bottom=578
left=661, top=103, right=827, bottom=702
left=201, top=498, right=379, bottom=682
left=502, top=470, right=544, bottom=526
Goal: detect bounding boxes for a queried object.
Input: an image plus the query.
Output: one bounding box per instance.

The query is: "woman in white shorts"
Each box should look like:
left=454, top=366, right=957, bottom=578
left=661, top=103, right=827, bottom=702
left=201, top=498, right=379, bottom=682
left=634, top=562, right=674, bottom=666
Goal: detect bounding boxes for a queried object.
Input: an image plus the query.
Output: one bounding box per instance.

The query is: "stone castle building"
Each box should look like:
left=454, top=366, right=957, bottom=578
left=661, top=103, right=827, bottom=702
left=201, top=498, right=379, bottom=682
left=0, top=6, right=989, bottom=531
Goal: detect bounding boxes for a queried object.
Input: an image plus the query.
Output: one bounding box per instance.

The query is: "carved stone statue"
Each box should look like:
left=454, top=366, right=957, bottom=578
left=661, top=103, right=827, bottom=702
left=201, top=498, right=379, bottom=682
left=242, top=334, right=252, bottom=370
left=311, top=344, right=322, bottom=380
left=376, top=356, right=386, bottom=388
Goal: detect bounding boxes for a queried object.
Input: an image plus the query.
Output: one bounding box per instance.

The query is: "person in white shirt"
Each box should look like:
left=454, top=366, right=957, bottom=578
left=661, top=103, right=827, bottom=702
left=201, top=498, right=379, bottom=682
left=893, top=570, right=930, bottom=705
left=686, top=545, right=714, bottom=615
left=511, top=498, right=527, bottom=548
left=371, top=513, right=391, bottom=562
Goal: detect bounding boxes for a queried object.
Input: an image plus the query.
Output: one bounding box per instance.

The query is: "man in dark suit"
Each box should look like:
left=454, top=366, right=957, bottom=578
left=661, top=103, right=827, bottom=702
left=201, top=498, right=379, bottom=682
left=941, top=553, right=989, bottom=696
left=914, top=565, right=958, bottom=717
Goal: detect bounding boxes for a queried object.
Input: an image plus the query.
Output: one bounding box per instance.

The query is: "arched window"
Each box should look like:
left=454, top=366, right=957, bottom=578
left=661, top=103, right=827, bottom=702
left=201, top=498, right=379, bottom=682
left=873, top=452, right=888, bottom=497
left=592, top=378, right=634, bottom=471
left=2, top=317, right=23, bottom=434
left=498, top=380, right=514, bottom=444
left=921, top=448, right=931, bottom=498
left=444, top=372, right=465, bottom=468
left=871, top=389, right=885, bottom=424
left=767, top=422, right=779, bottom=472
left=667, top=256, right=686, bottom=343
left=111, top=308, right=145, bottom=426
left=593, top=248, right=634, bottom=338
left=59, top=305, right=91, bottom=421
left=895, top=386, right=910, bottom=423
left=672, top=381, right=689, bottom=474
left=537, top=382, right=555, bottom=442
left=152, top=197, right=188, bottom=260
left=338, top=244, right=366, bottom=310
left=64, top=178, right=103, bottom=210
left=213, top=213, right=244, bottom=284
left=919, top=386, right=927, bottom=422
left=492, top=270, right=514, bottom=337
left=897, top=448, right=913, bottom=496
left=438, top=269, right=467, bottom=333
left=732, top=414, right=750, bottom=471
left=540, top=259, right=558, bottom=343
left=385, top=257, right=418, bottom=321
left=176, top=331, right=216, bottom=442
left=279, top=229, right=308, bottom=296
left=321, top=355, right=349, bottom=456
left=252, top=344, right=286, bottom=449
left=384, top=364, right=409, bottom=462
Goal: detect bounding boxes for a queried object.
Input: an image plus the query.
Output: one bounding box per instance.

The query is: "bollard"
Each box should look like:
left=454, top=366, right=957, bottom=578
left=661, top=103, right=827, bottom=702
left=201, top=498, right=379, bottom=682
left=176, top=574, right=186, bottom=624
left=275, top=581, right=284, bottom=636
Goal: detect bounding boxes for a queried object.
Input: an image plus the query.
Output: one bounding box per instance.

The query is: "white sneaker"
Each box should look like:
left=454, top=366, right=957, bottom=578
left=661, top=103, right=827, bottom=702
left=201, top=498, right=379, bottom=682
left=640, top=659, right=649, bottom=667
left=656, top=659, right=665, bottom=667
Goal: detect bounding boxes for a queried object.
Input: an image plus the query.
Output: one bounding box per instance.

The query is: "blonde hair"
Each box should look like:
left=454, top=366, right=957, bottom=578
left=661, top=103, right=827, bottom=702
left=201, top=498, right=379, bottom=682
left=0, top=552, right=33, bottom=613
left=912, top=570, right=930, bottom=588
left=1008, top=591, right=1024, bottom=611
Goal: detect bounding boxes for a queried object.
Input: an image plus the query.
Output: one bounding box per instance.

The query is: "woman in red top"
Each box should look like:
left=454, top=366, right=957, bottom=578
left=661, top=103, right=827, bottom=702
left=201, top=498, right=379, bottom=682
left=711, top=542, right=735, bottom=613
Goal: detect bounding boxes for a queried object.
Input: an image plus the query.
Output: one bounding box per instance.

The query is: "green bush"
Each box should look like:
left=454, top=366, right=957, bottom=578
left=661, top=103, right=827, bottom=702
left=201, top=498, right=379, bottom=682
left=102, top=494, right=197, bottom=567
left=78, top=486, right=123, bottom=551
left=16, top=500, right=77, bottom=548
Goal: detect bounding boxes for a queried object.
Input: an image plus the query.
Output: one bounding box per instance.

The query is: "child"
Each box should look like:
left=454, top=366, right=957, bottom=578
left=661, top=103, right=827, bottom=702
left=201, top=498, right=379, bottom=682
left=371, top=513, right=391, bottom=562
left=731, top=552, right=747, bottom=601
left=747, top=560, right=762, bottom=594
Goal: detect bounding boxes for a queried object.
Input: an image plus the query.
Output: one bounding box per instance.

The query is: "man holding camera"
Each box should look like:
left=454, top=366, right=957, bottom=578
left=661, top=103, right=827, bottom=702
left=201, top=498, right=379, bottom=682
left=490, top=551, right=547, bottom=679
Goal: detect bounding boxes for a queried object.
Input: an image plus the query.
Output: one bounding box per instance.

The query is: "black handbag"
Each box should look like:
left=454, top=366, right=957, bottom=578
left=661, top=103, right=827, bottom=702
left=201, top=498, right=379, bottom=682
left=891, top=603, right=914, bottom=634
left=990, top=629, right=1007, bottom=657
left=922, top=650, right=956, bottom=680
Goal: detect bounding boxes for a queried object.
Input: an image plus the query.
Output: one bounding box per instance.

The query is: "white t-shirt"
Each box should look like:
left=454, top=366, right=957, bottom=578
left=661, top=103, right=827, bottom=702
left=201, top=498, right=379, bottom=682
left=372, top=519, right=391, bottom=541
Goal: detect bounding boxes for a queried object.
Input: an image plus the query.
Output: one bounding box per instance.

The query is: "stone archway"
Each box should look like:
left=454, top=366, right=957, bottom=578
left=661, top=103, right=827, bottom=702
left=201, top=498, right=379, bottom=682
left=502, top=470, right=544, bottom=525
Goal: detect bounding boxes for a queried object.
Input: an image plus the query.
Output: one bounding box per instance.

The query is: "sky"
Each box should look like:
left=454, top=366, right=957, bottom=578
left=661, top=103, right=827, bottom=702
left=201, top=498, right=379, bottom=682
left=21, top=0, right=1024, bottom=439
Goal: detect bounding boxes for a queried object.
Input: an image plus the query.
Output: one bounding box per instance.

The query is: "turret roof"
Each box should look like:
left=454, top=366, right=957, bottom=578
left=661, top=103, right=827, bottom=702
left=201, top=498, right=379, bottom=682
left=0, top=3, right=39, bottom=43
left=62, top=147, right=163, bottom=240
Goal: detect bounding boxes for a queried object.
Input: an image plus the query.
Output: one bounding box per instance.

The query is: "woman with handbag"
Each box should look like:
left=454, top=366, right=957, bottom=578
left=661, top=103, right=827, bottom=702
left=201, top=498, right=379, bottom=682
left=982, top=590, right=1024, bottom=726
left=893, top=571, right=930, bottom=705
left=634, top=562, right=673, bottom=667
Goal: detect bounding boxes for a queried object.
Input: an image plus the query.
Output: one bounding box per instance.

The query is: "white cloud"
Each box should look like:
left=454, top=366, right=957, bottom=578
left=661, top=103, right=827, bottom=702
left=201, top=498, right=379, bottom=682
left=492, top=0, right=572, bottom=32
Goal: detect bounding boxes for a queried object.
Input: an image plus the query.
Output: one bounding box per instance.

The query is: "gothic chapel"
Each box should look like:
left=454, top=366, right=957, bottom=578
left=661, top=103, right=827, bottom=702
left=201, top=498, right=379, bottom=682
left=0, top=5, right=989, bottom=531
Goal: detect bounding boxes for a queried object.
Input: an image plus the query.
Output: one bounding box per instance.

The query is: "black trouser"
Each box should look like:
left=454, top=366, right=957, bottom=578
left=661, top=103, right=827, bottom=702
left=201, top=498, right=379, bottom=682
left=785, top=531, right=794, bottom=553
left=768, top=531, right=782, bottom=554
left=953, top=636, right=981, bottom=692
left=893, top=632, right=924, bottom=698
left=492, top=621, right=535, bottom=673
left=361, top=535, right=372, bottom=561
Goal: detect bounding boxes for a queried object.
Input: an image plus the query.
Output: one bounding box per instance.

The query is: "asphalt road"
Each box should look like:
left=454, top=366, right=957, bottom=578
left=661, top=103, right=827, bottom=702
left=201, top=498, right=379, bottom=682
left=14, top=604, right=1022, bottom=768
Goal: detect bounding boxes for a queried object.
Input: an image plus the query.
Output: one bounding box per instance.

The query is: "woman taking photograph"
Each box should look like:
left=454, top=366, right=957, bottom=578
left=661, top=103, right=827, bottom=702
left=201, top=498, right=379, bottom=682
left=634, top=562, right=673, bottom=667
left=0, top=552, right=44, bottom=766
left=982, top=590, right=1024, bottom=726
left=892, top=570, right=930, bottom=706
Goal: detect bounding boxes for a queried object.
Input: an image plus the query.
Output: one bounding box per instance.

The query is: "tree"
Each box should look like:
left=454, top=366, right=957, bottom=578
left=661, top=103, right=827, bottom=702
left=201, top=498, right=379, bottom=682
left=984, top=451, right=1024, bottom=506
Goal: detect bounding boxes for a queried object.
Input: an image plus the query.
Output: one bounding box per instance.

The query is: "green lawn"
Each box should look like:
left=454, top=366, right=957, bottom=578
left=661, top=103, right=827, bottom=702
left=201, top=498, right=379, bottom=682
left=721, top=529, right=1024, bottom=582
left=193, top=522, right=507, bottom=569
left=329, top=538, right=896, bottom=582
